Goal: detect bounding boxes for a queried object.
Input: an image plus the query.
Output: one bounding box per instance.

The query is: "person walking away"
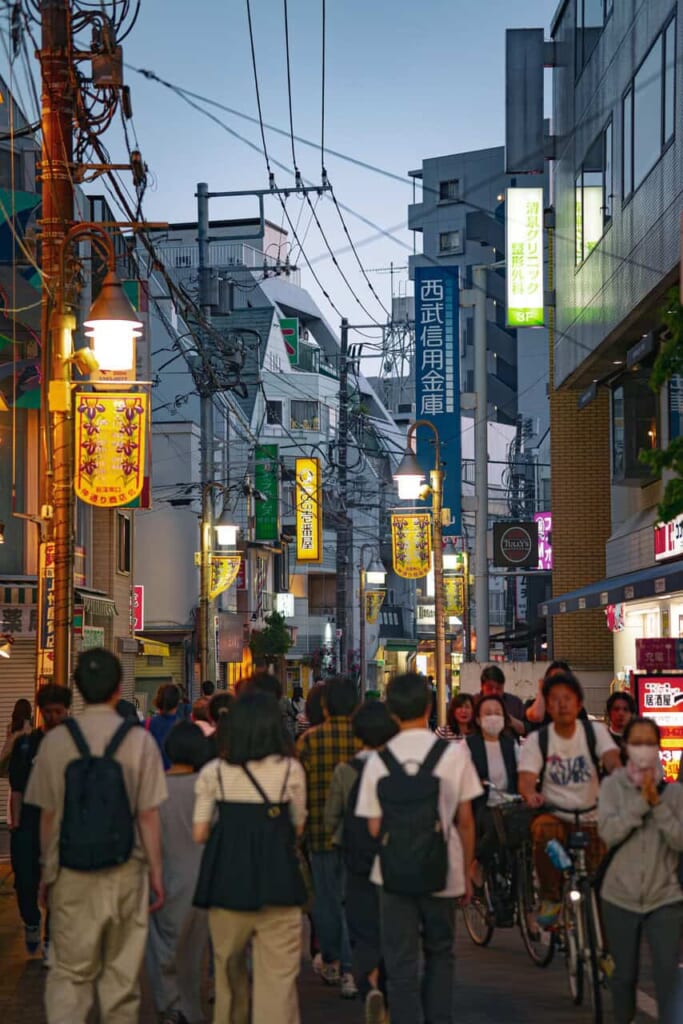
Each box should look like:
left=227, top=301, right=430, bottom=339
left=597, top=716, right=683, bottom=1024
left=193, top=691, right=307, bottom=1024
left=356, top=673, right=481, bottom=1024
left=479, top=665, right=526, bottom=737
left=466, top=694, right=518, bottom=894
left=25, top=648, right=167, bottom=1024
left=605, top=691, right=636, bottom=762
left=325, top=700, right=398, bottom=1023
left=436, top=693, right=475, bottom=741
left=192, top=698, right=215, bottom=738
left=146, top=721, right=211, bottom=1024
left=518, top=669, right=621, bottom=928
left=148, top=684, right=181, bottom=769
left=0, top=698, right=32, bottom=777
left=9, top=684, right=70, bottom=958
left=298, top=675, right=360, bottom=996
left=291, top=685, right=306, bottom=717
left=296, top=682, right=325, bottom=739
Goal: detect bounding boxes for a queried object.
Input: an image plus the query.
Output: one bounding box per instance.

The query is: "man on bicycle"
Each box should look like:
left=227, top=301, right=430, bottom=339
left=518, top=670, right=621, bottom=927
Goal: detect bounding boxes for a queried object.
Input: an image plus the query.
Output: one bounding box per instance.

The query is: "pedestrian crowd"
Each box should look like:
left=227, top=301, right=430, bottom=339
left=1, top=651, right=682, bottom=1024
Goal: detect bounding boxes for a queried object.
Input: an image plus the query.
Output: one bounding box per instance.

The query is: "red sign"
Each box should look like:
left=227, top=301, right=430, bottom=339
left=132, top=585, right=144, bottom=632
left=236, top=559, right=247, bottom=590
left=636, top=637, right=678, bottom=671
left=636, top=675, right=683, bottom=783
left=654, top=514, right=683, bottom=561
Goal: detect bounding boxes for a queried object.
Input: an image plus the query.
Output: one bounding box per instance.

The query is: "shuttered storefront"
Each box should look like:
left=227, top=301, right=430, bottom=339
left=134, top=644, right=186, bottom=717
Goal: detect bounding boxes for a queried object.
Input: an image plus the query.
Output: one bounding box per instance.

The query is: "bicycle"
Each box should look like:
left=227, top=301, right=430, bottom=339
left=539, top=804, right=610, bottom=1024
left=461, top=786, right=554, bottom=968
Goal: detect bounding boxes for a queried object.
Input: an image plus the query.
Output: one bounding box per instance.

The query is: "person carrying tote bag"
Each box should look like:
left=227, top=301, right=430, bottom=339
left=193, top=690, right=307, bottom=1024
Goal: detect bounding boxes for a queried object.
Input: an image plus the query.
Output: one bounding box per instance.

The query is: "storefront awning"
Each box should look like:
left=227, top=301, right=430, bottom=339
left=76, top=589, right=118, bottom=618
left=540, top=560, right=683, bottom=617
left=136, top=635, right=171, bottom=657
left=381, top=638, right=418, bottom=652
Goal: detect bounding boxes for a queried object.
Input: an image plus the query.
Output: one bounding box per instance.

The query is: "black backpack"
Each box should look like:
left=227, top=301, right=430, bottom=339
left=537, top=718, right=601, bottom=789
left=377, top=739, right=449, bottom=896
left=342, top=757, right=379, bottom=877
left=59, top=717, right=137, bottom=872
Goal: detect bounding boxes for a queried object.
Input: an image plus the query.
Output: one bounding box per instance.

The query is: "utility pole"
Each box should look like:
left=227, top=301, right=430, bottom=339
left=197, top=181, right=216, bottom=684
left=40, top=0, right=75, bottom=688
left=336, top=318, right=350, bottom=675
left=473, top=264, right=490, bottom=663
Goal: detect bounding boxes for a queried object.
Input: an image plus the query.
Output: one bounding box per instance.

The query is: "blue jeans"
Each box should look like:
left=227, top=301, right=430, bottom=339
left=310, top=850, right=352, bottom=972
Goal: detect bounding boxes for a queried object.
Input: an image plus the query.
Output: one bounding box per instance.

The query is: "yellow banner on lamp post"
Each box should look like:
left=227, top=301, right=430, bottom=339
left=444, top=576, right=465, bottom=617
left=75, top=392, right=148, bottom=507
left=391, top=513, right=432, bottom=579
left=365, top=589, right=385, bottom=624
left=209, top=554, right=242, bottom=601
left=295, top=457, right=322, bottom=562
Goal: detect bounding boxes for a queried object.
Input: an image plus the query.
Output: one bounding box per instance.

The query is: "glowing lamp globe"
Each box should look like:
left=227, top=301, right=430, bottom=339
left=393, top=448, right=425, bottom=501
left=214, top=509, right=239, bottom=548
left=83, top=272, right=142, bottom=387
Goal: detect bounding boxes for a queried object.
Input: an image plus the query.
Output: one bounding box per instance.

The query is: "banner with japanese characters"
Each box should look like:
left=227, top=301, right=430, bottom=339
left=295, top=457, right=322, bottom=563
left=414, top=266, right=461, bottom=534
left=75, top=393, right=148, bottom=507
left=635, top=675, right=683, bottom=783
left=38, top=541, right=55, bottom=677
left=209, top=555, right=242, bottom=601
left=506, top=187, right=544, bottom=327
left=391, top=513, right=432, bottom=579
left=365, top=589, right=385, bottom=624
left=444, top=576, right=465, bottom=617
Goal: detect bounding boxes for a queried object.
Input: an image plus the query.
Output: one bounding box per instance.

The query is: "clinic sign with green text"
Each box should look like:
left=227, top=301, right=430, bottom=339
left=506, top=187, right=544, bottom=328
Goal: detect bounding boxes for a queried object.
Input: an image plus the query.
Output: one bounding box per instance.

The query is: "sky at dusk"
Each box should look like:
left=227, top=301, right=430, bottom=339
left=4, top=0, right=558, bottom=330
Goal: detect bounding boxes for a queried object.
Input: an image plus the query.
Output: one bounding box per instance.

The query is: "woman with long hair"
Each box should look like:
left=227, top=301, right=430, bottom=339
left=193, top=691, right=307, bottom=1024
left=0, top=699, right=32, bottom=777
left=435, top=692, right=475, bottom=741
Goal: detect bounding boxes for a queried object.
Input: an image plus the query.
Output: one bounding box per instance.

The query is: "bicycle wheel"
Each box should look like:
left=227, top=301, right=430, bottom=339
left=516, top=852, right=555, bottom=967
left=583, top=886, right=604, bottom=1024
left=462, top=880, right=494, bottom=946
left=563, top=901, right=584, bottom=1005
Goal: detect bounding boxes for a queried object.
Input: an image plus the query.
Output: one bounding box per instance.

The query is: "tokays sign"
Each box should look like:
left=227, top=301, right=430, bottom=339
left=493, top=522, right=539, bottom=569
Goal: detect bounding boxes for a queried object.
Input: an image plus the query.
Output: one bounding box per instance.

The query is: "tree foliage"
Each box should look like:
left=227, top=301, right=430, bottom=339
left=640, top=289, right=683, bottom=522
left=249, top=611, right=292, bottom=660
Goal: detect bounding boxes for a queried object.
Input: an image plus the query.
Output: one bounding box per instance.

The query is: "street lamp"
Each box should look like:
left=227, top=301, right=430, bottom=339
left=48, top=223, right=142, bottom=687
left=199, top=483, right=241, bottom=684
left=358, top=545, right=386, bottom=697
left=214, top=507, right=240, bottom=548
left=393, top=419, right=446, bottom=727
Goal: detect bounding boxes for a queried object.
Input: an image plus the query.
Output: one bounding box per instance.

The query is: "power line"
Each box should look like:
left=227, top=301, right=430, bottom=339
left=282, top=0, right=298, bottom=179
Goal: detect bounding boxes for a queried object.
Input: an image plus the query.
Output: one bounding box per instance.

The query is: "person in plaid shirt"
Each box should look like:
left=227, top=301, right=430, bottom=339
left=298, top=676, right=360, bottom=997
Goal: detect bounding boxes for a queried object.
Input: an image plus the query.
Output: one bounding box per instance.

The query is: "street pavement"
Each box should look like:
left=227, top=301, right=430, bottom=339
left=0, top=857, right=680, bottom=1022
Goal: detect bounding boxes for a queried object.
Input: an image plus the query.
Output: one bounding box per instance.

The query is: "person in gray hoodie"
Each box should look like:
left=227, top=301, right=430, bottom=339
left=598, top=716, right=683, bottom=1024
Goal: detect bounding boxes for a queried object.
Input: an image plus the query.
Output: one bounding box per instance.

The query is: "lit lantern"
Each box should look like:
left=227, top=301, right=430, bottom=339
left=83, top=271, right=142, bottom=387
left=393, top=447, right=426, bottom=501
left=214, top=508, right=240, bottom=548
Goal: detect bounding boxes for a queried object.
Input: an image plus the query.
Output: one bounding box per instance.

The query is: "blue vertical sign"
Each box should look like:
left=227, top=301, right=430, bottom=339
left=414, top=266, right=461, bottom=535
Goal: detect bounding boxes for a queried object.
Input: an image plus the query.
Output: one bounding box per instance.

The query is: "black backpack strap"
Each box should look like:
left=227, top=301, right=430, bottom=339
left=378, top=747, right=402, bottom=775
left=350, top=756, right=366, bottom=774
left=581, top=718, right=601, bottom=774
left=421, top=738, right=449, bottom=775
left=279, top=758, right=292, bottom=802
left=537, top=726, right=549, bottom=789
left=63, top=717, right=91, bottom=758
left=242, top=762, right=275, bottom=808
left=104, top=718, right=137, bottom=759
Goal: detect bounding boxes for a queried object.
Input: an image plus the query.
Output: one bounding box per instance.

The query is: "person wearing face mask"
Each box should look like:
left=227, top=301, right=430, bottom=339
left=598, top=716, right=683, bottom=1024
left=466, top=695, right=519, bottom=884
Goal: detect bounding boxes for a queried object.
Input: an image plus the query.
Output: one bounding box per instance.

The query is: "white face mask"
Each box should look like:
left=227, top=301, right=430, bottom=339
left=481, top=715, right=505, bottom=737
left=626, top=744, right=660, bottom=770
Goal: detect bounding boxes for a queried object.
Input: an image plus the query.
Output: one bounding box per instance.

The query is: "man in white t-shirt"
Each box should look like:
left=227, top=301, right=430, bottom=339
left=518, top=670, right=620, bottom=926
left=355, top=673, right=482, bottom=1024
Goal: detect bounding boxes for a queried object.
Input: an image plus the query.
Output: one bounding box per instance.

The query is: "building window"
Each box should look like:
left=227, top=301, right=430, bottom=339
left=290, top=400, right=319, bottom=430
left=439, top=179, right=461, bottom=203
left=611, top=374, right=659, bottom=484
left=266, top=400, right=283, bottom=425
left=575, top=120, right=612, bottom=264
left=575, top=0, right=611, bottom=76
left=117, top=512, right=131, bottom=574
left=623, top=16, right=676, bottom=199
left=439, top=230, right=463, bottom=255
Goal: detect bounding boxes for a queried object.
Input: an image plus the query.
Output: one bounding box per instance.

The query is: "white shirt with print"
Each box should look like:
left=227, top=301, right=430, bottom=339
left=519, top=721, right=617, bottom=820
left=355, top=728, right=483, bottom=898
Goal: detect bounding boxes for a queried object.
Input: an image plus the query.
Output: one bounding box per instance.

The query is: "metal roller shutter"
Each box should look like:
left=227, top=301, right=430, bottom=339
left=0, top=640, right=39, bottom=824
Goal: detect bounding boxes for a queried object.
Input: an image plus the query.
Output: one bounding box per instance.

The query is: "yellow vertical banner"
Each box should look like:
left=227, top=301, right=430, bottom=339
left=209, top=554, right=242, bottom=601
left=295, top=457, right=322, bottom=562
left=75, top=392, right=148, bottom=507
left=444, top=576, right=465, bottom=616
left=391, top=513, right=432, bottom=579
left=365, top=590, right=386, bottom=624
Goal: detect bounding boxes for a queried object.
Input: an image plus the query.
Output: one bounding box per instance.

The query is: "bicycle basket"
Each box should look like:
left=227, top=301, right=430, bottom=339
left=491, top=803, right=536, bottom=850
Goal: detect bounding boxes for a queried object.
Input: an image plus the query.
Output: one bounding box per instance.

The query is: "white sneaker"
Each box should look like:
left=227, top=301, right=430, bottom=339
left=341, top=972, right=358, bottom=999
left=311, top=952, right=323, bottom=974
left=364, top=988, right=386, bottom=1022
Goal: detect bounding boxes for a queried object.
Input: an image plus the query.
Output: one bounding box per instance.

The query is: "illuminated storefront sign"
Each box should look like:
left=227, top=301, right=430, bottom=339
left=295, top=457, right=322, bottom=562
left=506, top=187, right=544, bottom=327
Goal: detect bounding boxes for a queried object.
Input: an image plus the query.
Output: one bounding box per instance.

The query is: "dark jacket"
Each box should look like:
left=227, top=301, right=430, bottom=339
left=466, top=733, right=518, bottom=813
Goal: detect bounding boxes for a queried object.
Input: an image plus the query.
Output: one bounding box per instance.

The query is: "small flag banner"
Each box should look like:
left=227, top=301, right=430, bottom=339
left=209, top=554, right=242, bottom=601
left=391, top=513, right=432, bottom=579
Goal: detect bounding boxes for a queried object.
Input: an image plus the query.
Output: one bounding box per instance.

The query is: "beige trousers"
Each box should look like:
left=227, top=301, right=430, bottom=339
left=209, top=905, right=302, bottom=1024
left=46, top=858, right=148, bottom=1024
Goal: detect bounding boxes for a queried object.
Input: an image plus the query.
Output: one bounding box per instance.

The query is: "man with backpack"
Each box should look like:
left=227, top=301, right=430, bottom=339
left=518, top=669, right=621, bottom=928
left=324, top=700, right=398, bottom=1023
left=355, top=673, right=481, bottom=1024
left=25, top=648, right=168, bottom=1024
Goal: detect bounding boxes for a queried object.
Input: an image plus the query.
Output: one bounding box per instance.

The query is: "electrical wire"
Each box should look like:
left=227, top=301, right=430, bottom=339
left=320, top=0, right=326, bottom=177
left=245, top=0, right=272, bottom=180
left=282, top=0, right=298, bottom=179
